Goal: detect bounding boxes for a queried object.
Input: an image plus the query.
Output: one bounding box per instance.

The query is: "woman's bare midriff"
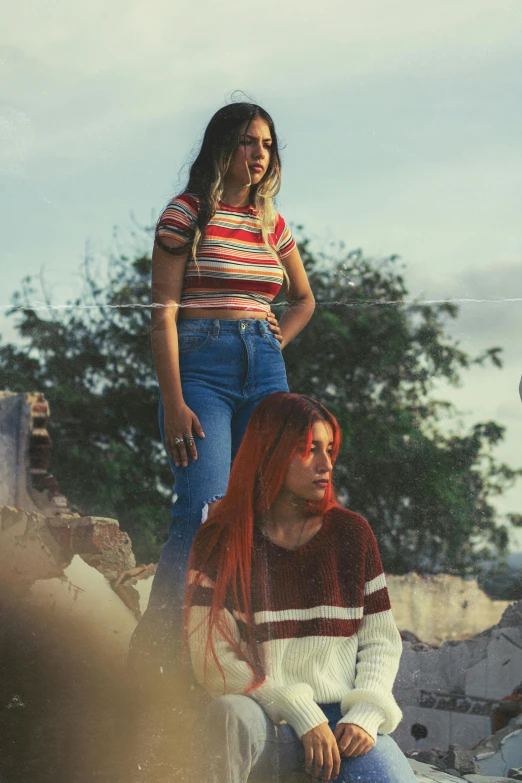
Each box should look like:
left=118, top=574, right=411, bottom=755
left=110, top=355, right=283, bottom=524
left=178, top=308, right=267, bottom=321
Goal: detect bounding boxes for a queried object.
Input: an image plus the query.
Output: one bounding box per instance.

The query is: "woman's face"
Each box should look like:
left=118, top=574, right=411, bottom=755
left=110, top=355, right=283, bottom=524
left=282, top=421, right=334, bottom=503
left=225, top=117, right=273, bottom=188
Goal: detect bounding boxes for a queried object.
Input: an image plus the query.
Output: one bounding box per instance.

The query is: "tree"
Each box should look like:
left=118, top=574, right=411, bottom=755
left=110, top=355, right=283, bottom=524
left=1, top=230, right=520, bottom=573
left=280, top=238, right=521, bottom=574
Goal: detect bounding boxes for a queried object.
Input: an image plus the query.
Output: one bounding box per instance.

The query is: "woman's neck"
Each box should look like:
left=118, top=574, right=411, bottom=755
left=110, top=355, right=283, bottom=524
left=221, top=183, right=251, bottom=207
left=267, top=493, right=309, bottom=530
left=261, top=493, right=323, bottom=550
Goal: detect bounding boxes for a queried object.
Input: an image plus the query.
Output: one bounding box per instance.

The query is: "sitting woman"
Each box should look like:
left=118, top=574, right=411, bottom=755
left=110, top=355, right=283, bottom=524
left=184, top=392, right=416, bottom=783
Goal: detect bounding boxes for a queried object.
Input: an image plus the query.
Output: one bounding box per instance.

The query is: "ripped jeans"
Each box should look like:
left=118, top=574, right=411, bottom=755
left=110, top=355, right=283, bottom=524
left=143, top=318, right=289, bottom=653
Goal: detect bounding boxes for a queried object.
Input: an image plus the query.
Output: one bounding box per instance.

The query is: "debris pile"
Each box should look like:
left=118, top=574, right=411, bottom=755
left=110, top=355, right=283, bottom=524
left=394, top=596, right=522, bottom=781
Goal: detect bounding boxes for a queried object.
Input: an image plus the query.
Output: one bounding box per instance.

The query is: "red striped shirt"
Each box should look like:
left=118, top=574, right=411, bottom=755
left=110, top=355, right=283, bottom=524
left=156, top=194, right=296, bottom=314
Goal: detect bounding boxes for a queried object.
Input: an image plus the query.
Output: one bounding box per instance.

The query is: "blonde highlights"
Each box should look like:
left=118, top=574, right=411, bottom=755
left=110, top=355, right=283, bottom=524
left=164, top=103, right=287, bottom=281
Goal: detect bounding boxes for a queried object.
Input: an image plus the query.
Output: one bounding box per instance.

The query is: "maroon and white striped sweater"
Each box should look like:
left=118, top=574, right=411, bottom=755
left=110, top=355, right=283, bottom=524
left=187, top=506, right=403, bottom=740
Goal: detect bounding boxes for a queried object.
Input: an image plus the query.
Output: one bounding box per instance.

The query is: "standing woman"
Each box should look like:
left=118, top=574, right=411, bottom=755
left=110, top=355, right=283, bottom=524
left=135, top=103, right=315, bottom=665
left=185, top=393, right=416, bottom=783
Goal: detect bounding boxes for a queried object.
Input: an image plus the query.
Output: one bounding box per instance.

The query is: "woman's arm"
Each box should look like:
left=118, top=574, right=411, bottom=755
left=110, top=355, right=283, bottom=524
left=337, top=535, right=403, bottom=742
left=275, top=246, right=315, bottom=348
left=151, top=241, right=204, bottom=466
left=187, top=600, right=328, bottom=739
left=338, top=608, right=403, bottom=741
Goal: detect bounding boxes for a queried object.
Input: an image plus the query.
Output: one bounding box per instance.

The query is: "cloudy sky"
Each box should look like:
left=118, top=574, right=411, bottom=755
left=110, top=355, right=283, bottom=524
left=2, top=0, right=522, bottom=548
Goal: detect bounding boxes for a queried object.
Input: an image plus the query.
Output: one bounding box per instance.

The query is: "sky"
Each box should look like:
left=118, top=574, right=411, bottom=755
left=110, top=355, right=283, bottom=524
left=2, top=0, right=522, bottom=550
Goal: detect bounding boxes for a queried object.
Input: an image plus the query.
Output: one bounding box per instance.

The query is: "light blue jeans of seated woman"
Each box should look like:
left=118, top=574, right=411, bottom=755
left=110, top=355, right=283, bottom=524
left=192, top=695, right=417, bottom=783
left=143, top=318, right=289, bottom=650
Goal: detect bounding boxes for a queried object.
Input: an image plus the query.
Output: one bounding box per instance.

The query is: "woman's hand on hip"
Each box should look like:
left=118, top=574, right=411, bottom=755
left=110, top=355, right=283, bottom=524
left=302, top=722, right=341, bottom=781
left=266, top=310, right=283, bottom=343
left=163, top=403, right=205, bottom=467
left=333, top=723, right=375, bottom=758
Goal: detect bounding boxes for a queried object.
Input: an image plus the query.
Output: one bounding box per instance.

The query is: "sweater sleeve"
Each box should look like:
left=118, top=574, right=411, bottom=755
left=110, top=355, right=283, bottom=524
left=187, top=570, right=328, bottom=738
left=337, top=532, right=403, bottom=741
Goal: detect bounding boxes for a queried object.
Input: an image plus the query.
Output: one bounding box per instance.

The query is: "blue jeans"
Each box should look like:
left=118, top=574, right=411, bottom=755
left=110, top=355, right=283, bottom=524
left=144, top=318, right=289, bottom=640
left=192, top=695, right=417, bottom=783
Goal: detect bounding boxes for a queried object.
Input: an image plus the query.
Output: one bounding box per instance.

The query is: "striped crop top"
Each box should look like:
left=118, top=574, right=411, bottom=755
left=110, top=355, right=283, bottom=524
left=155, top=194, right=296, bottom=313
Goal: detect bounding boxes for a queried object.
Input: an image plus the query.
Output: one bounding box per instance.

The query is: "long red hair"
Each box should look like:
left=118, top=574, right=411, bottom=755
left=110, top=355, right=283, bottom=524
left=183, top=392, right=341, bottom=690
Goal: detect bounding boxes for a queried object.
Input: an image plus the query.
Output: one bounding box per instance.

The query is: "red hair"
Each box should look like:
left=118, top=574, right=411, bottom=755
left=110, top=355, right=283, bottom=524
left=184, top=392, right=341, bottom=691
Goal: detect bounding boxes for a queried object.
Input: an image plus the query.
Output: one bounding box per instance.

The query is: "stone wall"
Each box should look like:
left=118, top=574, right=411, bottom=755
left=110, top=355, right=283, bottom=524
left=388, top=573, right=512, bottom=645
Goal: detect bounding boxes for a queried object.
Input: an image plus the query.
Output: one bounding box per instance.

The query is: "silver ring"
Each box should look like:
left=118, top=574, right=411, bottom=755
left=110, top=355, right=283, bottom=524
left=184, top=435, right=195, bottom=443
left=174, top=437, right=184, bottom=445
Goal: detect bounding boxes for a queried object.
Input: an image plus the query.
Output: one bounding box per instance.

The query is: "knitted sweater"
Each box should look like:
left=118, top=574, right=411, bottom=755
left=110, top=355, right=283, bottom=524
left=186, top=506, right=403, bottom=741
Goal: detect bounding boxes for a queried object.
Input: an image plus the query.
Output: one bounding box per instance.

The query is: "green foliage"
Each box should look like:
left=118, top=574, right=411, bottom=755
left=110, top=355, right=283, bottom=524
left=0, top=253, right=171, bottom=559
left=0, top=233, right=519, bottom=573
left=279, top=238, right=519, bottom=575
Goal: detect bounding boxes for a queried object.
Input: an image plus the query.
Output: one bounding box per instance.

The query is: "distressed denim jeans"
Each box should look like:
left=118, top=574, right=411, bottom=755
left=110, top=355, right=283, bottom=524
left=191, top=695, right=417, bottom=783
left=142, top=318, right=289, bottom=649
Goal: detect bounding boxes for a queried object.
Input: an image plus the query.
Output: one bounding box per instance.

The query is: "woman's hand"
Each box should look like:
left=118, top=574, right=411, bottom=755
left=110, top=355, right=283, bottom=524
left=266, top=310, right=283, bottom=343
left=302, top=722, right=341, bottom=781
left=333, top=723, right=375, bottom=758
left=163, top=402, right=205, bottom=467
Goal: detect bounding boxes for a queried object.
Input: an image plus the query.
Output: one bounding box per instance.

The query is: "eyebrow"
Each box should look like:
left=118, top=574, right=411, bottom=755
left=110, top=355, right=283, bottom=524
left=301, top=439, right=334, bottom=446
left=242, top=133, right=272, bottom=142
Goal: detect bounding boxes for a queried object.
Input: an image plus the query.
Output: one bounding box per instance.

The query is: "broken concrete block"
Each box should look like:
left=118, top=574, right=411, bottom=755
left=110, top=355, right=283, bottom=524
left=465, top=629, right=522, bottom=701
left=49, top=515, right=136, bottom=580
left=507, top=769, right=522, bottom=780
left=0, top=505, right=72, bottom=586
left=473, top=715, right=522, bottom=778
left=441, top=744, right=481, bottom=776
left=498, top=600, right=522, bottom=630
left=407, top=750, right=444, bottom=768
left=408, top=758, right=472, bottom=780
left=392, top=705, right=453, bottom=752
left=395, top=596, right=522, bottom=753
left=464, top=777, right=514, bottom=782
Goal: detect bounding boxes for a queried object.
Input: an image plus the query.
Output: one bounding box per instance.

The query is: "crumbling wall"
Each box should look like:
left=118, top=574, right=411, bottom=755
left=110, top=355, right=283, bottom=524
left=388, top=573, right=512, bottom=645
left=0, top=505, right=135, bottom=585
left=393, top=599, right=522, bottom=756
left=0, top=391, right=69, bottom=515
left=0, top=505, right=72, bottom=586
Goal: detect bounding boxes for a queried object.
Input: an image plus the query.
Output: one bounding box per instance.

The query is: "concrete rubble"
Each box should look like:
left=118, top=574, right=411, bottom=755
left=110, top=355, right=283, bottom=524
left=394, top=596, right=522, bottom=779
left=388, top=573, right=512, bottom=645
left=473, top=713, right=522, bottom=778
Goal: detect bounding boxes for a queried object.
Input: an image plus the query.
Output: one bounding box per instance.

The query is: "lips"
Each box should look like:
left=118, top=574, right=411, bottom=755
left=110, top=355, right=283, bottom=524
left=250, top=165, right=264, bottom=173
left=314, top=480, right=329, bottom=488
